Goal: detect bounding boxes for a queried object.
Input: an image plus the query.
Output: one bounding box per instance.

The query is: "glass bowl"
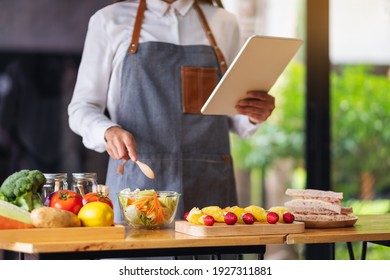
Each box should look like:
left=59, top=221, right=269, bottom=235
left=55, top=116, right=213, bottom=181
left=117, top=189, right=180, bottom=229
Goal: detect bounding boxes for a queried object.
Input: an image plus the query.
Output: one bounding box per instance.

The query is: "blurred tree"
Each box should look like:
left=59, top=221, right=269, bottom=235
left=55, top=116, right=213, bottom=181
left=331, top=65, right=390, bottom=200
left=231, top=62, right=305, bottom=196
left=232, top=63, right=305, bottom=167
left=231, top=63, right=390, bottom=202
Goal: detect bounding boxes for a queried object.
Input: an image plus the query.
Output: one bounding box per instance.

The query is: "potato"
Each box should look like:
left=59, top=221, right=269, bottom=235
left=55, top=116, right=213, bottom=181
left=31, top=207, right=81, bottom=228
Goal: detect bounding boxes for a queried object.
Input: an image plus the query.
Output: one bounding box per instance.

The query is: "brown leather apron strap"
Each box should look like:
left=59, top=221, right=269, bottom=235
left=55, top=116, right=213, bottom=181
left=193, top=0, right=228, bottom=75
left=127, top=0, right=146, bottom=54
left=128, top=0, right=228, bottom=75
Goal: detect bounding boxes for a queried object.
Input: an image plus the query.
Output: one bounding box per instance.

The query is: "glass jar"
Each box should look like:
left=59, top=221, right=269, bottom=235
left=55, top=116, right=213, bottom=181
left=42, top=173, right=68, bottom=203
left=72, top=173, right=98, bottom=197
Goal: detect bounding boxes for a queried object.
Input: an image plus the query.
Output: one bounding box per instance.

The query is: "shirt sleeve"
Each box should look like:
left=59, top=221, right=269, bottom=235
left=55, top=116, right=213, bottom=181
left=68, top=12, right=117, bottom=153
left=229, top=115, right=259, bottom=138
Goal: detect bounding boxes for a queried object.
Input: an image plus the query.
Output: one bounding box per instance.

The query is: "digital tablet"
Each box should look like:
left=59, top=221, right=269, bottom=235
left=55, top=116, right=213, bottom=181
left=200, top=35, right=303, bottom=115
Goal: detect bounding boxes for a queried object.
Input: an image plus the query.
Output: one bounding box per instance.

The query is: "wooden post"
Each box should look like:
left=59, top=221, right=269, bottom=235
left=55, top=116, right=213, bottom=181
left=305, top=0, right=332, bottom=259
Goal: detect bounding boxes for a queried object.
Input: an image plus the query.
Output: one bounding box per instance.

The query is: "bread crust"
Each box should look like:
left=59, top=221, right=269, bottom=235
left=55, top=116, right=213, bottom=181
left=293, top=213, right=357, bottom=222
left=285, top=199, right=341, bottom=214
left=285, top=188, right=343, bottom=200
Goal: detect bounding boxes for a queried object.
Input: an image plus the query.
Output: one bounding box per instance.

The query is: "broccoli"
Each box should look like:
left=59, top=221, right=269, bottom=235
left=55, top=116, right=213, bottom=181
left=0, top=169, right=46, bottom=211
left=0, top=192, right=7, bottom=202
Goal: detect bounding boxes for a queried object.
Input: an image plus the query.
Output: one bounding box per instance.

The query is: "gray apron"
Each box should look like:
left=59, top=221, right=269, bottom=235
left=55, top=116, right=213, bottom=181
left=106, top=0, right=237, bottom=222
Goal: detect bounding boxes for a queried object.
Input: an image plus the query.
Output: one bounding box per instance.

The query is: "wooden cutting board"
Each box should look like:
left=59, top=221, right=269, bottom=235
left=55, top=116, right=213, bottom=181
left=0, top=224, right=125, bottom=243
left=175, top=220, right=305, bottom=237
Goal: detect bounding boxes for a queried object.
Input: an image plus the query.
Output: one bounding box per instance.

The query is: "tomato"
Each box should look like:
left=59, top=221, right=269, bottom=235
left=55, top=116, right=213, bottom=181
left=83, top=192, right=113, bottom=209
left=49, top=190, right=83, bottom=215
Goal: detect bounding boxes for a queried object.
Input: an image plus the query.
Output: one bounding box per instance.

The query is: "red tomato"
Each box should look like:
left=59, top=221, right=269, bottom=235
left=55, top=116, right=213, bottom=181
left=83, top=192, right=113, bottom=209
left=49, top=190, right=83, bottom=215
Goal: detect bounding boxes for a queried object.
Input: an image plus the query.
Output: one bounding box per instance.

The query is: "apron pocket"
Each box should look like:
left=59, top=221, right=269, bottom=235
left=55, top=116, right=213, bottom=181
left=182, top=154, right=237, bottom=210
left=181, top=66, right=218, bottom=114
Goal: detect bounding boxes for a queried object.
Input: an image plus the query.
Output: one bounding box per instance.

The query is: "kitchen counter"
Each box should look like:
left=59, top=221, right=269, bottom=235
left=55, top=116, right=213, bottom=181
left=287, top=214, right=390, bottom=244
left=0, top=214, right=389, bottom=260
left=0, top=224, right=283, bottom=259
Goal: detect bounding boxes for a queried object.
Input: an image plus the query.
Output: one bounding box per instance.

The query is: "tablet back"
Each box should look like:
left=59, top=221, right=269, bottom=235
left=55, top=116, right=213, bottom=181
left=201, top=35, right=303, bottom=115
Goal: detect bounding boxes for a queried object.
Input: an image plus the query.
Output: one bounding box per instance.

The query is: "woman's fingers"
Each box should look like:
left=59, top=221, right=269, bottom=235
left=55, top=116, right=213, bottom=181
left=236, top=91, right=275, bottom=123
left=104, top=126, right=137, bottom=161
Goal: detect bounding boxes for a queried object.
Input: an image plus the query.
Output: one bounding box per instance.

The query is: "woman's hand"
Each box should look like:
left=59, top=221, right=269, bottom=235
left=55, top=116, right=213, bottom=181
left=104, top=126, right=137, bottom=162
left=235, top=91, right=275, bottom=124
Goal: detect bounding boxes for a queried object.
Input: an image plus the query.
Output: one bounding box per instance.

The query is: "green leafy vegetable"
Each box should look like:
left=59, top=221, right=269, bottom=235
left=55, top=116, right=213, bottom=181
left=0, top=169, right=46, bottom=211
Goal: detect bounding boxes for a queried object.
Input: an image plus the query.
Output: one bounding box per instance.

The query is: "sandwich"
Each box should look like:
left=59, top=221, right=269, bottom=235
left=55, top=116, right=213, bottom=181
left=284, top=188, right=354, bottom=222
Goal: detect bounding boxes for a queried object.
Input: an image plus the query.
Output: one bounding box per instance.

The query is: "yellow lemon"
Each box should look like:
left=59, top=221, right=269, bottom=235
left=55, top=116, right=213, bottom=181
left=244, top=205, right=266, bottom=221
left=78, top=202, right=114, bottom=227
left=201, top=206, right=224, bottom=222
left=186, top=207, right=203, bottom=225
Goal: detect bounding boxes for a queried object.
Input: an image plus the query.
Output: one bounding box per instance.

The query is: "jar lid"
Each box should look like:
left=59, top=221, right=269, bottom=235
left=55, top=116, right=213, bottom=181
left=43, top=173, right=67, bottom=180
left=72, top=173, right=97, bottom=179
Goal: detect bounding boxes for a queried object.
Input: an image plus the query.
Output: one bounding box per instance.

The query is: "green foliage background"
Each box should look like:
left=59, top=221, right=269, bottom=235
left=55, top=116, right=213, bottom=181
left=231, top=62, right=305, bottom=176
left=231, top=63, right=390, bottom=206
left=231, top=63, right=390, bottom=259
left=331, top=65, right=390, bottom=199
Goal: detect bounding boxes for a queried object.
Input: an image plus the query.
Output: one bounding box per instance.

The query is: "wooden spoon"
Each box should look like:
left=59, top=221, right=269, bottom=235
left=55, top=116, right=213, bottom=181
left=117, top=159, right=156, bottom=180
left=135, top=160, right=156, bottom=180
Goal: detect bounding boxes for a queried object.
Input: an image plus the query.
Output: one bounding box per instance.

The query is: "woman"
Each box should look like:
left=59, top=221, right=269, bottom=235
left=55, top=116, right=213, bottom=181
left=68, top=0, right=275, bottom=221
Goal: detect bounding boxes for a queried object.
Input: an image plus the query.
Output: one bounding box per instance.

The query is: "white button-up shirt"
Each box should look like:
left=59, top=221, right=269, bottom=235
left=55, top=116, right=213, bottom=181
left=68, top=0, right=259, bottom=153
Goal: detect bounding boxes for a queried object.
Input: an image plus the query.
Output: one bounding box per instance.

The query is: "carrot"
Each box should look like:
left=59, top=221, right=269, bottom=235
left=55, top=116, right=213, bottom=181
left=155, top=208, right=164, bottom=224
left=132, top=197, right=151, bottom=209
left=152, top=193, right=164, bottom=224
left=0, top=215, right=34, bottom=229
left=147, top=200, right=156, bottom=216
left=129, top=193, right=166, bottom=225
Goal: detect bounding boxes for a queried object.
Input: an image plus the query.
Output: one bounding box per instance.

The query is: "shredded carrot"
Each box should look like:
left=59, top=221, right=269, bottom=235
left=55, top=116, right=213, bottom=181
left=132, top=197, right=152, bottom=209
left=147, top=200, right=156, bottom=216
left=155, top=207, right=164, bottom=224
left=129, top=192, right=167, bottom=225
left=147, top=193, right=163, bottom=224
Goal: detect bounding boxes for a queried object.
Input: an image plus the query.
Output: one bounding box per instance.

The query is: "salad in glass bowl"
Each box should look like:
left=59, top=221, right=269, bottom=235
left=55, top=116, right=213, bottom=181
left=117, top=188, right=180, bottom=229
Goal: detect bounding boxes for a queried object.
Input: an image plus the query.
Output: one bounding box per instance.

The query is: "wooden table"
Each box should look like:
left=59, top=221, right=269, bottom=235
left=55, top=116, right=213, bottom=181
left=0, top=224, right=285, bottom=260
left=1, top=214, right=389, bottom=260
left=287, top=215, right=390, bottom=244
left=287, top=214, right=390, bottom=259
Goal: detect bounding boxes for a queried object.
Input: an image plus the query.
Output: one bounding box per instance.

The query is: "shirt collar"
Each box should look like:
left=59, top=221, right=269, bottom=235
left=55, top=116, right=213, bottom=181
left=147, top=0, right=195, bottom=17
